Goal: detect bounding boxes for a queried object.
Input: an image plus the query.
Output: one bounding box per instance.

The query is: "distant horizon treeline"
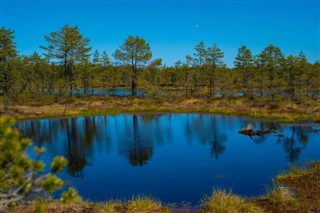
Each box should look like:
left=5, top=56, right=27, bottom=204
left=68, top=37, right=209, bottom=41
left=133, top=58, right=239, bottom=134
left=0, top=25, right=319, bottom=103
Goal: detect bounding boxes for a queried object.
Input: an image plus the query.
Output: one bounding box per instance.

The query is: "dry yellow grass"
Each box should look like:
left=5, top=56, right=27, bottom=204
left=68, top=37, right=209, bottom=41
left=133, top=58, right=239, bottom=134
left=11, top=201, right=94, bottom=213
left=2, top=96, right=319, bottom=123
left=256, top=162, right=320, bottom=212
left=11, top=198, right=170, bottom=213
left=201, top=190, right=264, bottom=213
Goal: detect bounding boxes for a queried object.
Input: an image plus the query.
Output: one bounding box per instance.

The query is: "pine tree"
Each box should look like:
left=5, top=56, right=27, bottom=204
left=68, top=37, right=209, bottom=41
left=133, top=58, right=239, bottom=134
left=40, top=25, right=92, bottom=95
left=234, top=46, right=254, bottom=95
left=194, top=42, right=207, bottom=87
left=259, top=45, right=284, bottom=100
left=0, top=27, right=17, bottom=96
left=206, top=43, right=224, bottom=97
left=113, top=35, right=152, bottom=96
left=284, top=55, right=299, bottom=100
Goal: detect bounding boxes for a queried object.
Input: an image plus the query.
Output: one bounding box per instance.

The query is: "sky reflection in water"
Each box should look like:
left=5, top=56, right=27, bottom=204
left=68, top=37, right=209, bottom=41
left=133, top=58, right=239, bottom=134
left=15, top=114, right=320, bottom=205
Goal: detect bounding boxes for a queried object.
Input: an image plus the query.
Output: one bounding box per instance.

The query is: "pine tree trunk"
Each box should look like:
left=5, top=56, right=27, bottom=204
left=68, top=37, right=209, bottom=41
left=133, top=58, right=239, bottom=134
left=132, top=66, right=137, bottom=97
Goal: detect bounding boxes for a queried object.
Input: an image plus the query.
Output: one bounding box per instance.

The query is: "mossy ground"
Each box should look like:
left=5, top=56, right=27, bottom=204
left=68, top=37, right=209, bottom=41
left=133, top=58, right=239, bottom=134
left=1, top=94, right=319, bottom=123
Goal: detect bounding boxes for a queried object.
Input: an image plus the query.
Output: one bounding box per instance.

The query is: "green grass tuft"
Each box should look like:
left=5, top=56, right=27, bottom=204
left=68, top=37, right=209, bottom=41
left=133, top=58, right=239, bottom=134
left=126, top=196, right=170, bottom=213
left=266, top=186, right=295, bottom=205
left=201, top=189, right=264, bottom=213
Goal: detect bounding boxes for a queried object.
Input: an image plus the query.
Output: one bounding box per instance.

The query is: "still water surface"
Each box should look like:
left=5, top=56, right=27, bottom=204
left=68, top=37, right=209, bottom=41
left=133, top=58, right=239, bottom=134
left=15, top=114, right=320, bottom=205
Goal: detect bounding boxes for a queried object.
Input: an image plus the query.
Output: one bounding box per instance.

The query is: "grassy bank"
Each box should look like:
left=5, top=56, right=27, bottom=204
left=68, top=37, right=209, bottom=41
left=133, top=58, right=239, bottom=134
left=255, top=162, right=320, bottom=213
left=1, top=94, right=320, bottom=123
left=11, top=162, right=320, bottom=213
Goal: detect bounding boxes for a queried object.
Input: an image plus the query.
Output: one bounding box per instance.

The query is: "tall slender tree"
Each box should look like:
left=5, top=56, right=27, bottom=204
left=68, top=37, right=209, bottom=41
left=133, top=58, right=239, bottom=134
left=184, top=55, right=195, bottom=95
left=194, top=42, right=207, bottom=87
left=311, top=61, right=320, bottom=96
left=206, top=43, right=224, bottom=96
left=113, top=35, right=152, bottom=96
left=234, top=46, right=254, bottom=95
left=255, top=55, right=266, bottom=97
left=40, top=25, right=91, bottom=94
left=284, top=55, right=298, bottom=100
left=296, top=52, right=309, bottom=97
left=259, top=45, right=284, bottom=100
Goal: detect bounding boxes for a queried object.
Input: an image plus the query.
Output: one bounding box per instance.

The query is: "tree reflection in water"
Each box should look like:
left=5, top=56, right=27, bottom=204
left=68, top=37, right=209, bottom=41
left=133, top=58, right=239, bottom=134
left=65, top=118, right=87, bottom=178
left=118, top=115, right=154, bottom=166
left=209, top=116, right=227, bottom=159
left=277, top=126, right=312, bottom=163
left=15, top=114, right=319, bottom=177
left=184, top=114, right=227, bottom=159
left=241, top=122, right=312, bottom=163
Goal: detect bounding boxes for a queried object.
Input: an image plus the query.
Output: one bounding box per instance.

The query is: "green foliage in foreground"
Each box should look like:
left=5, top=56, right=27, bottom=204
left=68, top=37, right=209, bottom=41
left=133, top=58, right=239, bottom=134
left=0, top=118, right=80, bottom=211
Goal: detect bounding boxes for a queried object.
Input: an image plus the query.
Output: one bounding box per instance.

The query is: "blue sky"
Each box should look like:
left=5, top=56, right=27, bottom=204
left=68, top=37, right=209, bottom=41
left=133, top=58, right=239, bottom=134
left=1, top=0, right=319, bottom=67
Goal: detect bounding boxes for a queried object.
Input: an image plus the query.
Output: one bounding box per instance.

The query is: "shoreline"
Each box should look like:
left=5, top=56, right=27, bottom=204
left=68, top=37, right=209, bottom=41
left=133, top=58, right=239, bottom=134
left=1, top=96, right=319, bottom=123
left=2, top=96, right=320, bottom=212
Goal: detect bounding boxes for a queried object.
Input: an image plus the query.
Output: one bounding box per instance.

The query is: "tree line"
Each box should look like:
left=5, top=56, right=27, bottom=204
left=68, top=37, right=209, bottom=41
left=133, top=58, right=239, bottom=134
left=0, top=25, right=319, bottom=103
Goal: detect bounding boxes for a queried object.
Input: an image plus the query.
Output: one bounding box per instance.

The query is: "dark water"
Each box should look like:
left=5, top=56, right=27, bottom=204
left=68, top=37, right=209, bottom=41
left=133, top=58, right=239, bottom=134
left=15, top=114, right=320, bottom=205
left=68, top=89, right=320, bottom=97
left=64, top=89, right=320, bottom=97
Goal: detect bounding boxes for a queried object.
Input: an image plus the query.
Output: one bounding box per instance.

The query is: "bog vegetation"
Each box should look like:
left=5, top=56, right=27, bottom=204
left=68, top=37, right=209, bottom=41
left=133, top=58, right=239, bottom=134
left=0, top=25, right=319, bottom=114
left=0, top=24, right=320, bottom=212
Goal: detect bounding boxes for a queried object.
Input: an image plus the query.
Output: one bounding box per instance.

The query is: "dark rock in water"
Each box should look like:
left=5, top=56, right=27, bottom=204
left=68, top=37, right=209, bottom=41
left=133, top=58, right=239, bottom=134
left=313, top=129, right=320, bottom=133
left=238, top=129, right=276, bottom=136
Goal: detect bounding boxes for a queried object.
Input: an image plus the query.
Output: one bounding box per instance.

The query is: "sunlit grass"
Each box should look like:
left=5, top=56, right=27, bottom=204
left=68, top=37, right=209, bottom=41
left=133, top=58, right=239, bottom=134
left=256, top=185, right=299, bottom=213
left=6, top=95, right=320, bottom=123
left=265, top=186, right=295, bottom=205
left=201, top=189, right=264, bottom=213
left=12, top=201, right=94, bottom=213
left=126, top=196, right=170, bottom=213
left=12, top=197, right=170, bottom=213
left=1, top=93, right=320, bottom=122
left=94, top=200, right=123, bottom=213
